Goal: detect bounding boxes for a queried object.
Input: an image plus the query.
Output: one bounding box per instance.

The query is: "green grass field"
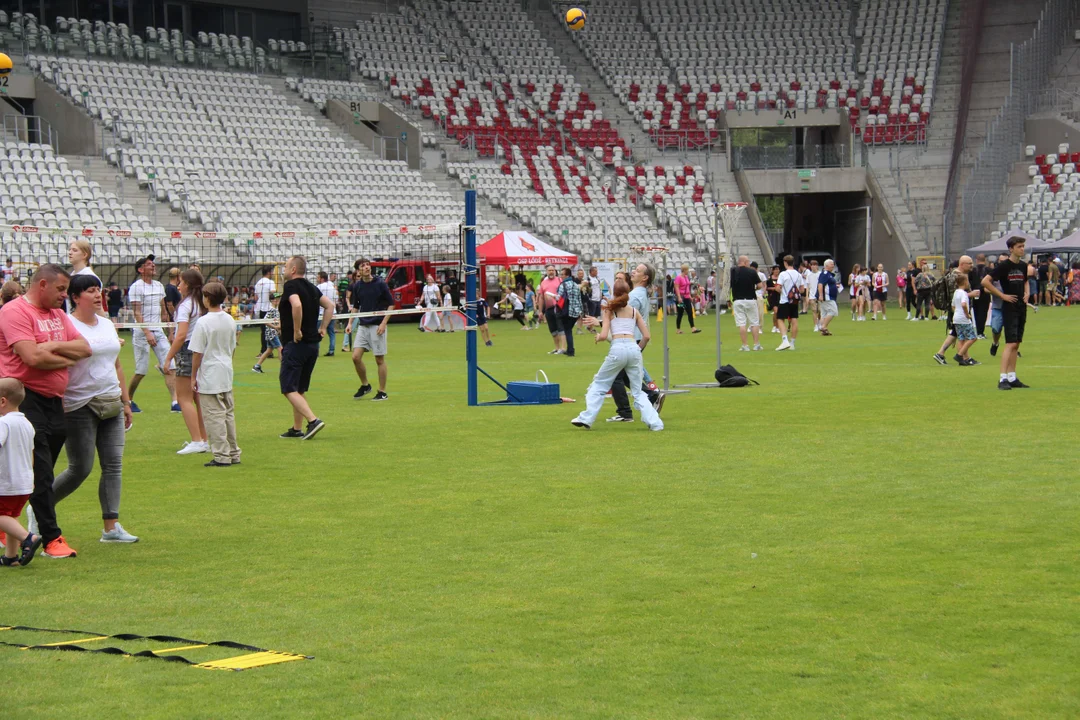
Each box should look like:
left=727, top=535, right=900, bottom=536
left=4, top=306, right=1078, bottom=718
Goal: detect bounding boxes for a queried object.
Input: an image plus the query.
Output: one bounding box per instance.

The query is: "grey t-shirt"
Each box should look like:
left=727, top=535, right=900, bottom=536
left=628, top=286, right=650, bottom=341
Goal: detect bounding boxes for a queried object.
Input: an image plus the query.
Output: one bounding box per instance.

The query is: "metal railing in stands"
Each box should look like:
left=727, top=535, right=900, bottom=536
left=958, top=0, right=1078, bottom=252
left=731, top=144, right=857, bottom=170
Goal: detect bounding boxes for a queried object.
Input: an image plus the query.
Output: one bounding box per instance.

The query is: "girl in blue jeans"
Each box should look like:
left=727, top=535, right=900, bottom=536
left=571, top=279, right=663, bottom=431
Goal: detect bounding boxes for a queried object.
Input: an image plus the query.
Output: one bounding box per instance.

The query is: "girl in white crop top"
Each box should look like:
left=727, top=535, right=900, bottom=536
left=570, top=279, right=664, bottom=431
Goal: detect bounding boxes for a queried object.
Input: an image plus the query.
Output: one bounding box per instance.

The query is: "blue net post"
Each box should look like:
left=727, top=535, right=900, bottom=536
left=465, top=190, right=478, bottom=406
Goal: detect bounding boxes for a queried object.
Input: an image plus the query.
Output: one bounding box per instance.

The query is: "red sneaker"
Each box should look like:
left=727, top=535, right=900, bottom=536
left=43, top=536, right=77, bottom=559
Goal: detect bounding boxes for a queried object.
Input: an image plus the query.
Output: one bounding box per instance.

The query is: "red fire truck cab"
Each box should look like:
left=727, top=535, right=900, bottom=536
left=370, top=257, right=490, bottom=315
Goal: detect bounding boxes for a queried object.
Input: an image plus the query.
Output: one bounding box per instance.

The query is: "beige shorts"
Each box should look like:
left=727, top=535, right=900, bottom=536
left=732, top=299, right=760, bottom=328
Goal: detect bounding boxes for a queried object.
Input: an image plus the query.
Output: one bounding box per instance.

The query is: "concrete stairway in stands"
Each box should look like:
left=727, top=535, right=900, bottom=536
left=75, top=154, right=186, bottom=231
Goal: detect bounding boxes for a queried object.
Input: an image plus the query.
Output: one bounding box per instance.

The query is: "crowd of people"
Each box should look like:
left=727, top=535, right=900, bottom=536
left=0, top=236, right=1073, bottom=566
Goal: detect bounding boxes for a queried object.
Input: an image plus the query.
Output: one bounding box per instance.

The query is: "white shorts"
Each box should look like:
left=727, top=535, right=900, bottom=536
left=353, top=324, right=387, bottom=356
left=732, top=299, right=760, bottom=328
left=132, top=328, right=169, bottom=375
left=820, top=300, right=839, bottom=318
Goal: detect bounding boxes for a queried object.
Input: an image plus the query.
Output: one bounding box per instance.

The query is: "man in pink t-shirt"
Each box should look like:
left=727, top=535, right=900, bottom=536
left=537, top=265, right=567, bottom=355
left=0, top=264, right=92, bottom=559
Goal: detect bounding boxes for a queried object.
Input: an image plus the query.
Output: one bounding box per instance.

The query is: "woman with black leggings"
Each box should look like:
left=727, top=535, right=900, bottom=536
left=674, top=264, right=700, bottom=333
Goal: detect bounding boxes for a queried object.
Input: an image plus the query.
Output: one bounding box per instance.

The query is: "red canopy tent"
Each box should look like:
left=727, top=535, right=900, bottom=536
left=477, top=231, right=577, bottom=266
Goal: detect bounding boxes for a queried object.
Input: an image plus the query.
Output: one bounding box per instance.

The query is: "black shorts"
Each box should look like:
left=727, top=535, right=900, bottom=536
left=588, top=299, right=601, bottom=317
left=545, top=307, right=561, bottom=335
left=476, top=305, right=488, bottom=326
left=776, top=303, right=799, bottom=321
left=1002, top=305, right=1026, bottom=344
left=873, top=290, right=888, bottom=302
left=279, top=341, right=319, bottom=395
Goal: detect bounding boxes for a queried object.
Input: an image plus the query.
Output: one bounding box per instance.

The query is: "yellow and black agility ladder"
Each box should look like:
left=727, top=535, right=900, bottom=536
left=0, top=624, right=312, bottom=671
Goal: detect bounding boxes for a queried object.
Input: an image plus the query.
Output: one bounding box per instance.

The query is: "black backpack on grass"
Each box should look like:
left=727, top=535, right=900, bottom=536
left=714, top=364, right=759, bottom=388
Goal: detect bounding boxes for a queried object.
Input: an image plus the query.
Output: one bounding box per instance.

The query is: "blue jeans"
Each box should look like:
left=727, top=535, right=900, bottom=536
left=325, top=317, right=336, bottom=353
left=574, top=340, right=663, bottom=430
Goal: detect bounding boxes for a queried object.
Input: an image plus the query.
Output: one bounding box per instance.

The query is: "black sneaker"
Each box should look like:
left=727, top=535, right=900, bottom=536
left=953, top=354, right=964, bottom=365
left=354, top=384, right=372, bottom=399
left=933, top=353, right=947, bottom=365
left=19, top=533, right=42, bottom=567
left=998, top=380, right=1013, bottom=390
left=1009, top=379, right=1029, bottom=389
left=967, top=357, right=981, bottom=366
left=302, top=418, right=325, bottom=440
left=571, top=419, right=591, bottom=429
left=204, top=460, right=233, bottom=467
left=989, top=343, right=998, bottom=357
left=252, top=364, right=264, bottom=374
left=279, top=428, right=304, bottom=439
left=652, top=392, right=666, bottom=415
left=324, top=352, right=335, bottom=357
left=371, top=391, right=388, bottom=402
left=605, top=416, right=634, bottom=423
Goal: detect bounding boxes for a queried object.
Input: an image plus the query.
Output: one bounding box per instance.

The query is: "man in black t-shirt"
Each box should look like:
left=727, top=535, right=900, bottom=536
left=164, top=267, right=182, bottom=344
left=107, top=283, right=123, bottom=319
left=278, top=255, right=334, bottom=439
left=981, top=237, right=1030, bottom=390
left=730, top=256, right=764, bottom=350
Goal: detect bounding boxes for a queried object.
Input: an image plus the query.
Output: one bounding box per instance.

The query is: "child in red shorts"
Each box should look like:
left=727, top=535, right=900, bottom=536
left=0, top=378, right=42, bottom=567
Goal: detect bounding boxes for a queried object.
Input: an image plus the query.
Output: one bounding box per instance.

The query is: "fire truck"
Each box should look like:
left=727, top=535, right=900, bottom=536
left=368, top=257, right=491, bottom=314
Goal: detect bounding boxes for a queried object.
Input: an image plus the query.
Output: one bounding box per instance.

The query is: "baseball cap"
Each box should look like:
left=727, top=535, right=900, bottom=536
left=135, top=254, right=156, bottom=271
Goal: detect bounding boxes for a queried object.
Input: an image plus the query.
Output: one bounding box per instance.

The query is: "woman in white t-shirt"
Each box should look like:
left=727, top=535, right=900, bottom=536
left=67, top=240, right=107, bottom=316
left=419, top=275, right=443, bottom=332
left=163, top=269, right=208, bottom=455
left=52, top=274, right=139, bottom=543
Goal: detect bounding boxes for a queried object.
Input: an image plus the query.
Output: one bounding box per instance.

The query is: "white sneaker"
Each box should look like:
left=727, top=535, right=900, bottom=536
left=752, top=344, right=763, bottom=351
left=910, top=317, right=920, bottom=322
left=26, top=505, right=37, bottom=536
left=177, top=441, right=209, bottom=455
left=771, top=327, right=780, bottom=334
left=776, top=339, right=791, bottom=351
left=813, top=325, right=819, bottom=332
left=738, top=345, right=750, bottom=351
left=100, top=523, right=139, bottom=543
left=906, top=312, right=912, bottom=319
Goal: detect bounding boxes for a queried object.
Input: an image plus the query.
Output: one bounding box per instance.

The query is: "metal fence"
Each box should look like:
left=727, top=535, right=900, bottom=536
left=731, top=144, right=855, bottom=170
left=958, top=0, right=1078, bottom=251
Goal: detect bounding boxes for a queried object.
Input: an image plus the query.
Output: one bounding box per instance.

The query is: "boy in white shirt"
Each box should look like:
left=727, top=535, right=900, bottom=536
left=0, top=378, right=43, bottom=566
left=189, top=282, right=241, bottom=468
left=950, top=274, right=978, bottom=365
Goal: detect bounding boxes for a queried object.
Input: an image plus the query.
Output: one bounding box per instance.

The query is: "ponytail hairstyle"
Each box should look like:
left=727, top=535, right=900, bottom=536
left=607, top=278, right=632, bottom=313
left=180, top=268, right=205, bottom=317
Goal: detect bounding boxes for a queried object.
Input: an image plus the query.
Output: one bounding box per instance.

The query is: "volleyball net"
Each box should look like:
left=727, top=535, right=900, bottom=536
left=0, top=221, right=467, bottom=331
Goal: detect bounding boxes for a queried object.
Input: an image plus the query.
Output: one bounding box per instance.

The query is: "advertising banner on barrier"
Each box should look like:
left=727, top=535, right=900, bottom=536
left=0, top=223, right=461, bottom=240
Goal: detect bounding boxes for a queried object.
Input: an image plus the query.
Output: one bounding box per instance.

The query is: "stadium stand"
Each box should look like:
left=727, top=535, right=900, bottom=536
left=1001, top=141, right=1080, bottom=240
left=330, top=1, right=718, bottom=265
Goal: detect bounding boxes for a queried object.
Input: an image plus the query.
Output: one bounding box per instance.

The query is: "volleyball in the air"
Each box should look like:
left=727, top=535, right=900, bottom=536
left=0, top=53, right=13, bottom=76
left=566, top=8, right=586, bottom=31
